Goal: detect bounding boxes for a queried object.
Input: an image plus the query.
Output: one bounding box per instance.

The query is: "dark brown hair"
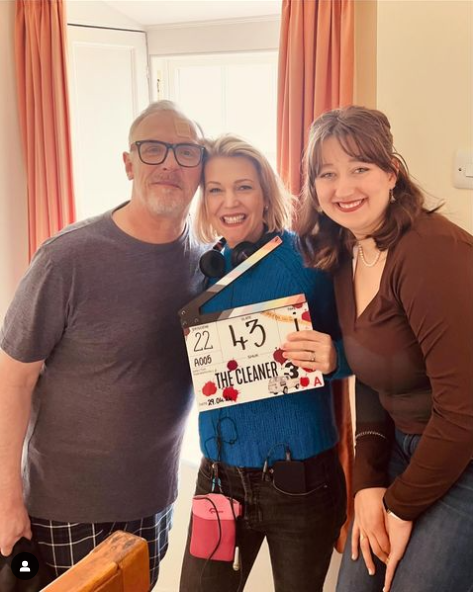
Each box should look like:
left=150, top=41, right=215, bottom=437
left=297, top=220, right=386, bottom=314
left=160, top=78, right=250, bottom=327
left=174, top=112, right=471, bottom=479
left=297, top=105, right=432, bottom=271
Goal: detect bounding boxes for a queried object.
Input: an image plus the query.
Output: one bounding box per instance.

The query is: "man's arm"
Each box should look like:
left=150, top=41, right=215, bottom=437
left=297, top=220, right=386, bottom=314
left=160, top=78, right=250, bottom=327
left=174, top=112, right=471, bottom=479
left=0, top=349, right=43, bottom=556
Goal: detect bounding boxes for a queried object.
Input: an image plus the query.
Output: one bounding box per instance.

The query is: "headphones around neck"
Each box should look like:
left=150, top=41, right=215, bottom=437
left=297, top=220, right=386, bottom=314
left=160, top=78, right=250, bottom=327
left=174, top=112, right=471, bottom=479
left=199, top=230, right=274, bottom=279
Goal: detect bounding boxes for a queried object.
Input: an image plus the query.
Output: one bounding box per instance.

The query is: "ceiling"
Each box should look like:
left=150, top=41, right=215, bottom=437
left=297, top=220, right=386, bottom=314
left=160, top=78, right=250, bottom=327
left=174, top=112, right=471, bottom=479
left=103, top=0, right=282, bottom=26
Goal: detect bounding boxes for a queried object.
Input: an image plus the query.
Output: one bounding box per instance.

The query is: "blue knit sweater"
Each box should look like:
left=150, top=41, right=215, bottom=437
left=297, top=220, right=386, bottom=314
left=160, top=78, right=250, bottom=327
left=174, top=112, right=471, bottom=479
left=199, top=230, right=349, bottom=468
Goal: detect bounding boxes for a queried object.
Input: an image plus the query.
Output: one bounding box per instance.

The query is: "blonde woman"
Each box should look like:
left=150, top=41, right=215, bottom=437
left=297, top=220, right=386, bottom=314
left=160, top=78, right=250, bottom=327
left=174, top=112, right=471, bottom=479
left=179, top=135, right=349, bottom=592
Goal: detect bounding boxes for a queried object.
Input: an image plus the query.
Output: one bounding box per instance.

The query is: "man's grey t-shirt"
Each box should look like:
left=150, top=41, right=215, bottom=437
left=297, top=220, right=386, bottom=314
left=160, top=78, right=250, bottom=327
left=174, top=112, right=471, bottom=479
left=0, top=207, right=205, bottom=522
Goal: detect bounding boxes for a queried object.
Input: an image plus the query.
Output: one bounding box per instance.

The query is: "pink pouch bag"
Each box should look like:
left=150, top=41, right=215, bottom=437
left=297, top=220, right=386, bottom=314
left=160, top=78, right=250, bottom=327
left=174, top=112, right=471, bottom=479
left=190, top=493, right=242, bottom=562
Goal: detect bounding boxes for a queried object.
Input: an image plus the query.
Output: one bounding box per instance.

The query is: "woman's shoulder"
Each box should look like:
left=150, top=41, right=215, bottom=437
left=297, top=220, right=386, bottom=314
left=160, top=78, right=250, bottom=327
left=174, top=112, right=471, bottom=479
left=276, top=229, right=312, bottom=262
left=400, top=212, right=473, bottom=249
left=278, top=228, right=297, bottom=245
left=272, top=229, right=305, bottom=263
left=271, top=230, right=333, bottom=290
left=389, top=212, right=472, bottom=284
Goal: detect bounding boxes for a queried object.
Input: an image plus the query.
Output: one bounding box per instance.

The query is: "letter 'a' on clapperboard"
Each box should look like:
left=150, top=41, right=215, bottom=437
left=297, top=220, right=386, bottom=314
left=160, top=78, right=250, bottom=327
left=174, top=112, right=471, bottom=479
left=179, top=237, right=325, bottom=412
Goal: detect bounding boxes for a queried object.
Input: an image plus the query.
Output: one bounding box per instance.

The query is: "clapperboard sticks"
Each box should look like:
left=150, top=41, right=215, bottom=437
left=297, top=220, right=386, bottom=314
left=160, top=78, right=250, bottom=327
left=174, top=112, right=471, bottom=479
left=179, top=236, right=284, bottom=329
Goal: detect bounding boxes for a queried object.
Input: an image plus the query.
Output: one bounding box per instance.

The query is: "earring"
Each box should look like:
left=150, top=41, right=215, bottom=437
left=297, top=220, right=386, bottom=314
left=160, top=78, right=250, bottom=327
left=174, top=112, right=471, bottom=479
left=390, top=188, right=396, bottom=203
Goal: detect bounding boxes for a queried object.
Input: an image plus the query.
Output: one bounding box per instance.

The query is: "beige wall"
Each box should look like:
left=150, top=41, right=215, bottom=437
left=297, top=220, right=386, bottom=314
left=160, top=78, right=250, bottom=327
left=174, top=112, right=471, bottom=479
left=377, top=0, right=473, bottom=232
left=0, top=0, right=28, bottom=320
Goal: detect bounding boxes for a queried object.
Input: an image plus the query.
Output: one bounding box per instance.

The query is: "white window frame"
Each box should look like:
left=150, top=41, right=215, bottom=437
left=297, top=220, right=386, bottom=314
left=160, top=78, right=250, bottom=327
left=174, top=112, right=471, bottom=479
left=151, top=50, right=278, bottom=103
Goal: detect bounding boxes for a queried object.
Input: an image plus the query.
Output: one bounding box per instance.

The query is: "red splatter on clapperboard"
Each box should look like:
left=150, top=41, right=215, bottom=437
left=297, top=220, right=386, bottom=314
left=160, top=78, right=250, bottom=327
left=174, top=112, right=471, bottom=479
left=227, top=359, right=238, bottom=371
left=202, top=381, right=217, bottom=397
left=273, top=348, right=286, bottom=365
left=302, top=311, right=312, bottom=323
left=223, top=387, right=239, bottom=401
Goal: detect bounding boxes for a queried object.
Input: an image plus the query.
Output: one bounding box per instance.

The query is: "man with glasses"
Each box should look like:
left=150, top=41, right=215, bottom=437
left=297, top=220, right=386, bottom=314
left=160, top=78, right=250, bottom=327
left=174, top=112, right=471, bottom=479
left=0, top=101, right=205, bottom=588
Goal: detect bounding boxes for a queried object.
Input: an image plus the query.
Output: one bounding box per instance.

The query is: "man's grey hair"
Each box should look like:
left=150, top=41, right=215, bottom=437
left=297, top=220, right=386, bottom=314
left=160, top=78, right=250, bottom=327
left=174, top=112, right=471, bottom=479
left=128, top=100, right=203, bottom=146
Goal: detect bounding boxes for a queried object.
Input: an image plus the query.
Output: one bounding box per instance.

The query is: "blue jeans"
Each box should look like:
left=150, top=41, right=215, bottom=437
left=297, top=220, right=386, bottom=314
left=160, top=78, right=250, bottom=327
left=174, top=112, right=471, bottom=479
left=180, top=448, right=346, bottom=592
left=336, top=429, right=473, bottom=592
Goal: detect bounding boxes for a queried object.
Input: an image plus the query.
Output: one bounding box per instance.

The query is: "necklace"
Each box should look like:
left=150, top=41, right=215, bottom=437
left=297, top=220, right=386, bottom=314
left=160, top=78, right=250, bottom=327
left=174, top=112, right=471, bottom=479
left=357, top=242, right=381, bottom=268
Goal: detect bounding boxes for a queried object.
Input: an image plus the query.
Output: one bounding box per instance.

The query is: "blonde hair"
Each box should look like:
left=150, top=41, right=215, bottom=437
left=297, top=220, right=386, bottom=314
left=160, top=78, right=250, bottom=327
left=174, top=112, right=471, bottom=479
left=194, top=135, right=293, bottom=243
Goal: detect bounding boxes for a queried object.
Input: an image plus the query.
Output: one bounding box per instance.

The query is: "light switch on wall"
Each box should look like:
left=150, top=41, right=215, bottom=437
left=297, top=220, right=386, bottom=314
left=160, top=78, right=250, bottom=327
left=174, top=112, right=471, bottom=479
left=454, top=149, right=473, bottom=189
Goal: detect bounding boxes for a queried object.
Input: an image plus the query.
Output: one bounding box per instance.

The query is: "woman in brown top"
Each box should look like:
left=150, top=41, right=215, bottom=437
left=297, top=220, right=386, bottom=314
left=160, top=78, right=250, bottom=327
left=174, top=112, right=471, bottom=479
left=282, top=106, right=473, bottom=592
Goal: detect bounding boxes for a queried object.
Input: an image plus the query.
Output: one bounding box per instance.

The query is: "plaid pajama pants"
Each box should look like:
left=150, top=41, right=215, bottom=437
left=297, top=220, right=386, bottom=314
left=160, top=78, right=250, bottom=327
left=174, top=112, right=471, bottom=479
left=30, top=504, right=173, bottom=590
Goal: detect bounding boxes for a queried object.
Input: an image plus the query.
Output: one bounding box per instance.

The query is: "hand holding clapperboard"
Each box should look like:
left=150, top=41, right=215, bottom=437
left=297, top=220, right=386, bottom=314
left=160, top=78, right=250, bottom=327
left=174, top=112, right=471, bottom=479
left=179, top=237, right=324, bottom=411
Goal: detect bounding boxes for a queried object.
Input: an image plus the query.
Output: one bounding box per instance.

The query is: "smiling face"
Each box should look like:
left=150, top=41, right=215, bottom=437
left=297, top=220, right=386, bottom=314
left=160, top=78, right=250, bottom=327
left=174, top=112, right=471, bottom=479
left=314, top=136, right=397, bottom=239
left=204, top=156, right=266, bottom=247
left=123, top=110, right=202, bottom=219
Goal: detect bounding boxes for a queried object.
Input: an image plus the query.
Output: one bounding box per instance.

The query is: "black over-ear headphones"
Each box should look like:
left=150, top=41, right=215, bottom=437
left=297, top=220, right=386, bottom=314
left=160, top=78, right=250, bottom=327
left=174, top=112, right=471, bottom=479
left=199, top=230, right=274, bottom=279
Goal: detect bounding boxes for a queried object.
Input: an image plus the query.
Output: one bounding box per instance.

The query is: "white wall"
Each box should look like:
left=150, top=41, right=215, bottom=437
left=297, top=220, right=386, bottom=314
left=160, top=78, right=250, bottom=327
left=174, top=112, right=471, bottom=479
left=0, top=0, right=29, bottom=320
left=147, top=16, right=280, bottom=56
left=377, top=0, right=473, bottom=233
left=67, top=25, right=149, bottom=221
left=66, top=0, right=143, bottom=30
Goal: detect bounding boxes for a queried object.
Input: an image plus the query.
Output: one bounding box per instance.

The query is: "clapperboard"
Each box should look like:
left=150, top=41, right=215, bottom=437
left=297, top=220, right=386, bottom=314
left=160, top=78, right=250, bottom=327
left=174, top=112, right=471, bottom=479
left=179, top=237, right=324, bottom=412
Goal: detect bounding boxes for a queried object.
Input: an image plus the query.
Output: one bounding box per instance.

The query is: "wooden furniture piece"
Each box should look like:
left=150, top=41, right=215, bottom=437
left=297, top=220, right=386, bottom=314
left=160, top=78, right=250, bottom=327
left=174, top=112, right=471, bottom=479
left=42, top=531, right=150, bottom=592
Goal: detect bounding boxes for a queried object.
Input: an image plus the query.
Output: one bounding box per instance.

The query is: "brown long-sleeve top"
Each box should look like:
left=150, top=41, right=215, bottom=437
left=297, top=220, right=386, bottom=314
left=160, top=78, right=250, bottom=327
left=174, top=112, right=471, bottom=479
left=334, top=212, right=473, bottom=521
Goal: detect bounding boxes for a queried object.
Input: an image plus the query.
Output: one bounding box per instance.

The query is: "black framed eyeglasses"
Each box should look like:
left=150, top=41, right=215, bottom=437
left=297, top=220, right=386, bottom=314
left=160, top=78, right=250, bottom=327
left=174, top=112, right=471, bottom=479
left=132, top=140, right=205, bottom=167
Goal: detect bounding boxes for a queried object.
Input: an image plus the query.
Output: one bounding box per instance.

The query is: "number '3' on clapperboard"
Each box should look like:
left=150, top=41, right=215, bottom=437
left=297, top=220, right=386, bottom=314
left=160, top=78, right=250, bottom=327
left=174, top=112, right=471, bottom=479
left=179, top=237, right=324, bottom=411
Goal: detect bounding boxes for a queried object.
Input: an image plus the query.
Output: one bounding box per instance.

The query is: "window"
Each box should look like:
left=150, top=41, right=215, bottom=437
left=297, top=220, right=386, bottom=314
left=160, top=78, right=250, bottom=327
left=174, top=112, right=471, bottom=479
left=151, top=51, right=278, bottom=167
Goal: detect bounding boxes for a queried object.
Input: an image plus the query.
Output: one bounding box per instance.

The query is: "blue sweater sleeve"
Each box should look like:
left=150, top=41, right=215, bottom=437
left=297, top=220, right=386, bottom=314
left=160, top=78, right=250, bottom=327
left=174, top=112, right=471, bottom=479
left=331, top=339, right=351, bottom=380
left=302, top=269, right=351, bottom=380
left=284, top=235, right=351, bottom=380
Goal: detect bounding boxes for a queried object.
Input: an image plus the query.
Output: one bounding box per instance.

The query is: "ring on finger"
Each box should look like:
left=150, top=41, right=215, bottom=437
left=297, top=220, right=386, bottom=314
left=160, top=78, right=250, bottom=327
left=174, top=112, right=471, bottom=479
left=360, top=534, right=365, bottom=542
left=310, top=353, right=316, bottom=363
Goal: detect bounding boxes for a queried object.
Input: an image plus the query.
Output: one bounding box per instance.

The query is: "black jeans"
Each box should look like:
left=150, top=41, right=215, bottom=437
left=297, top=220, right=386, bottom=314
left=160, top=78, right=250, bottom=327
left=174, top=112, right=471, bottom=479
left=180, top=448, right=346, bottom=592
